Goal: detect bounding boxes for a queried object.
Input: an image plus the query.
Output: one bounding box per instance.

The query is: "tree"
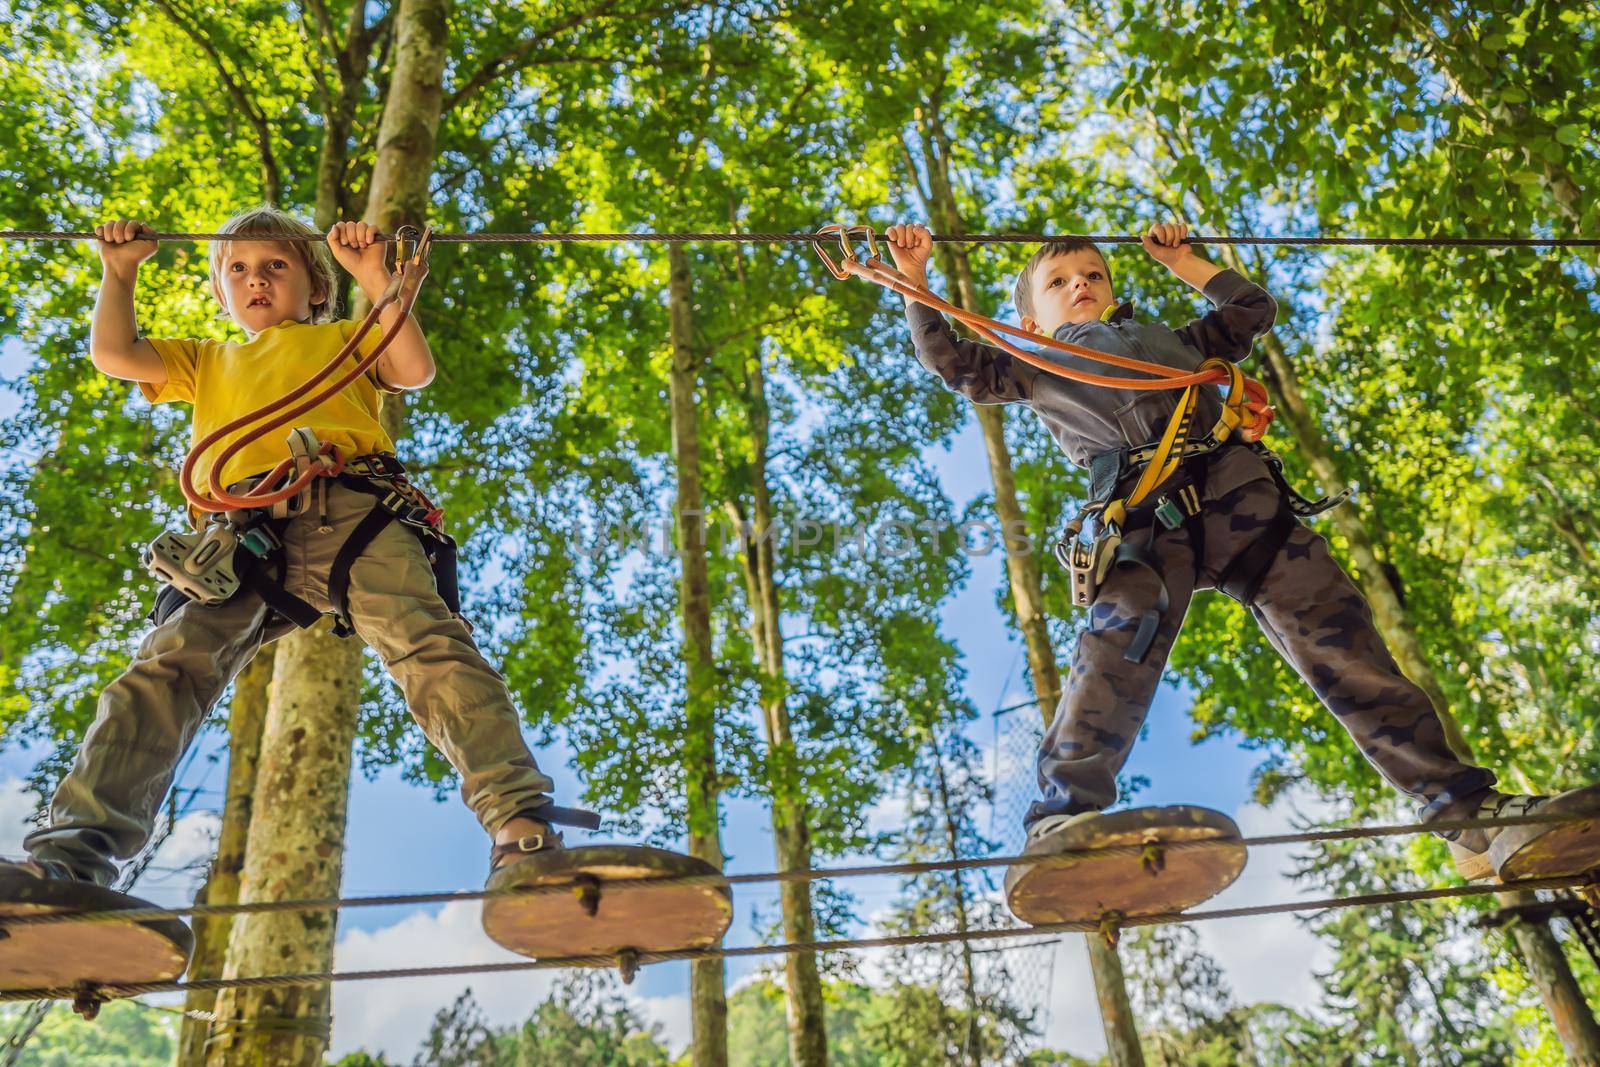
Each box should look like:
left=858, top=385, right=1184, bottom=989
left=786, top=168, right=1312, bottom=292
left=0, top=1001, right=175, bottom=1067
left=876, top=726, right=1040, bottom=1065
left=378, top=978, right=672, bottom=1067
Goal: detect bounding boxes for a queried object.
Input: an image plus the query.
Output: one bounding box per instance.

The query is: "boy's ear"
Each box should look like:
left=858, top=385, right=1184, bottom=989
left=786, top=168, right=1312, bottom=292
left=1020, top=316, right=1041, bottom=335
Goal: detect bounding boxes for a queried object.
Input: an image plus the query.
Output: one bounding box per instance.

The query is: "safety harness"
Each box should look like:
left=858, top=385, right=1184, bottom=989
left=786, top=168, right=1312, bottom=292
left=813, top=223, right=1351, bottom=665
left=1055, top=437, right=1351, bottom=663
left=147, top=445, right=460, bottom=636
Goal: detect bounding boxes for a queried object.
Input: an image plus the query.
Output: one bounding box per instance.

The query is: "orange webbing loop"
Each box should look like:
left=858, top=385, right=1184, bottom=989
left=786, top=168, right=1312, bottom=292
left=179, top=226, right=433, bottom=514
left=813, top=224, right=1275, bottom=440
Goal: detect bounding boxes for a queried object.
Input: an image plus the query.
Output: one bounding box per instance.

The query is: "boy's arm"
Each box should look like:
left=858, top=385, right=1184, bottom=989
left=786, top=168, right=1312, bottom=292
left=330, top=222, right=436, bottom=389
left=906, top=302, right=1036, bottom=404
left=90, top=220, right=168, bottom=385
left=1173, top=270, right=1278, bottom=361
left=887, top=222, right=1035, bottom=404
left=1144, top=221, right=1276, bottom=360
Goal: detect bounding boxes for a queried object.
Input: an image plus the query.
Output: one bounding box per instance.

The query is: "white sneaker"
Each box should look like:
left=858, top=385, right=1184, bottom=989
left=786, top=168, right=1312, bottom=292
left=1024, top=810, right=1104, bottom=853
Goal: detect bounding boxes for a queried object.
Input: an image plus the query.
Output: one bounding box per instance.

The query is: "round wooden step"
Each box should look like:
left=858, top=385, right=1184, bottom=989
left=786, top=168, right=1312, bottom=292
left=1493, top=785, right=1600, bottom=882
left=1005, top=806, right=1246, bottom=925
left=483, top=845, right=732, bottom=962
left=0, top=871, right=192, bottom=993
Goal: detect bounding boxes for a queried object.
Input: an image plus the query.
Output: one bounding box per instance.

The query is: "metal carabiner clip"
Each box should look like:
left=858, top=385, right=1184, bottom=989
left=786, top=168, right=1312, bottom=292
left=811, top=223, right=882, bottom=280
left=393, top=224, right=434, bottom=275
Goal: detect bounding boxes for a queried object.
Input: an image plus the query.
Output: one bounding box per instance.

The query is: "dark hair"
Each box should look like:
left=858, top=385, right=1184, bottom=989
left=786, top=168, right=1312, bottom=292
left=1012, top=238, right=1110, bottom=320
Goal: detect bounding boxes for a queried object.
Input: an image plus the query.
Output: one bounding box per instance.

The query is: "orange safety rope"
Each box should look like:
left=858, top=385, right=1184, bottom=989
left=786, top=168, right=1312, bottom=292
left=178, top=227, right=433, bottom=514
left=812, top=224, right=1274, bottom=441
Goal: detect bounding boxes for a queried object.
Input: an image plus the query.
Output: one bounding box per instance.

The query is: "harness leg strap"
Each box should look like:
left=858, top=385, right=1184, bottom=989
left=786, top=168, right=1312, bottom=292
left=1216, top=503, right=1298, bottom=606
left=327, top=506, right=398, bottom=638
left=1109, top=538, right=1170, bottom=664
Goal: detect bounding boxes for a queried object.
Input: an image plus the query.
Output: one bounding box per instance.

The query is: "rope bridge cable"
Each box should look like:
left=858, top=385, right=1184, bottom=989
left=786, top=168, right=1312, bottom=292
left=2, top=870, right=1593, bottom=1006
left=3, top=811, right=1593, bottom=931
left=2, top=229, right=1598, bottom=248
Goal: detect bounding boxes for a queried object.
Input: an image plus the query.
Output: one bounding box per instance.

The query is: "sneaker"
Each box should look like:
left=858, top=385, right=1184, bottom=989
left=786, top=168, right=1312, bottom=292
left=1438, top=789, right=1600, bottom=882
left=1023, top=810, right=1104, bottom=853
left=1437, top=793, right=1546, bottom=880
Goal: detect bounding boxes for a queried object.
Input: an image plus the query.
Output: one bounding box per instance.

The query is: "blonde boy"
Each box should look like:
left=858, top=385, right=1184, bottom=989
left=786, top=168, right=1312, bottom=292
left=15, top=207, right=580, bottom=890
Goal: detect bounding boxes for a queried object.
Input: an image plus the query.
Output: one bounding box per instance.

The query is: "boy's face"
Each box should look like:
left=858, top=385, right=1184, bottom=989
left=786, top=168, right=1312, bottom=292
left=216, top=241, right=325, bottom=334
left=1029, top=248, right=1115, bottom=334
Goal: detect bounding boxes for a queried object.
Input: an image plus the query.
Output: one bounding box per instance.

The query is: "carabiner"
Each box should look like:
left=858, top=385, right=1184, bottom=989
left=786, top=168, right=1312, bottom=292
left=393, top=224, right=434, bottom=275
left=812, top=223, right=881, bottom=280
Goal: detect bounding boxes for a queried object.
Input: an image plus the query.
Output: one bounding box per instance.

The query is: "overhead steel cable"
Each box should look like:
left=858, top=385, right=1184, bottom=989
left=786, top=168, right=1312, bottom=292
left=3, top=811, right=1592, bottom=931
left=1, top=228, right=1596, bottom=248
left=2, top=869, right=1593, bottom=1006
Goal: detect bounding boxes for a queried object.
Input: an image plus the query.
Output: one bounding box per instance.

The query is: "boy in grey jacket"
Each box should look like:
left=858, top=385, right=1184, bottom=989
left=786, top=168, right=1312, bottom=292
left=885, top=220, right=1596, bottom=884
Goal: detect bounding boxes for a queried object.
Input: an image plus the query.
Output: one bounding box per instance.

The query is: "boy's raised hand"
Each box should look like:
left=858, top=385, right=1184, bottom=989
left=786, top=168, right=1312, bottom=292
left=94, top=219, right=158, bottom=277
left=885, top=222, right=934, bottom=284
left=327, top=221, right=391, bottom=290
left=1141, top=220, right=1194, bottom=267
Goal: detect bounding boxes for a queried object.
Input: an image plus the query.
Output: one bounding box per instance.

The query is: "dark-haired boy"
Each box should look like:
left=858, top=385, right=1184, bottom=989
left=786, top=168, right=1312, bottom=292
left=884, top=220, right=1599, bottom=885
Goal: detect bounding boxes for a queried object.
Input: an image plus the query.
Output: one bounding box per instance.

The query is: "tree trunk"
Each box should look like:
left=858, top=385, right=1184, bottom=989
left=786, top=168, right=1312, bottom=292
left=1086, top=928, right=1145, bottom=1066
left=204, top=624, right=362, bottom=1067
left=913, top=127, right=1144, bottom=1067
left=728, top=349, right=828, bottom=1067
left=1216, top=249, right=1600, bottom=1065
left=206, top=3, right=451, bottom=1063
left=1502, top=890, right=1600, bottom=1064
left=177, top=653, right=271, bottom=1067
left=667, top=242, right=730, bottom=1067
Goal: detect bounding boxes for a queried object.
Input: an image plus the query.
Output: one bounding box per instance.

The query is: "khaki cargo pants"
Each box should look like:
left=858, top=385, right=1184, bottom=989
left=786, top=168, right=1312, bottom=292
left=26, top=479, right=554, bottom=886
left=1024, top=473, right=1495, bottom=829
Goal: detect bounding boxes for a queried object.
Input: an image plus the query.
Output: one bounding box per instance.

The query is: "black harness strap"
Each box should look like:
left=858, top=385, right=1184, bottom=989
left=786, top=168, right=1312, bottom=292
left=147, top=516, right=321, bottom=630
left=147, top=457, right=459, bottom=638
left=1215, top=500, right=1298, bottom=607
left=236, top=549, right=322, bottom=629
left=325, top=501, right=396, bottom=638
left=326, top=470, right=460, bottom=639
left=1109, top=536, right=1169, bottom=663
left=534, top=804, right=604, bottom=831
left=1103, top=451, right=1214, bottom=664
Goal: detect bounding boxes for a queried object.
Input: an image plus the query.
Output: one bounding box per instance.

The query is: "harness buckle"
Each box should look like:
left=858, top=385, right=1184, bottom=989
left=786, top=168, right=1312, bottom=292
left=145, top=525, right=241, bottom=606
left=1153, top=497, right=1185, bottom=531
left=270, top=427, right=324, bottom=520
left=238, top=524, right=280, bottom=558
left=1055, top=515, right=1120, bottom=607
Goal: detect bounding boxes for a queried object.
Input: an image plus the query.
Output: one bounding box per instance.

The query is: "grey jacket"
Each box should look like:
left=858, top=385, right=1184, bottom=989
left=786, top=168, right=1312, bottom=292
left=906, top=268, right=1280, bottom=501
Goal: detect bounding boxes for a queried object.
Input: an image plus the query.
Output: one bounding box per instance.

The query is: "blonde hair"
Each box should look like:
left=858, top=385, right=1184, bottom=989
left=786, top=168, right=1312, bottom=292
left=209, top=206, right=337, bottom=323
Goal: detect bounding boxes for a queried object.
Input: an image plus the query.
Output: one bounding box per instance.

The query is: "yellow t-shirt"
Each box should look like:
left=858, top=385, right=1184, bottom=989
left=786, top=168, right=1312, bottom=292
left=141, top=319, right=398, bottom=490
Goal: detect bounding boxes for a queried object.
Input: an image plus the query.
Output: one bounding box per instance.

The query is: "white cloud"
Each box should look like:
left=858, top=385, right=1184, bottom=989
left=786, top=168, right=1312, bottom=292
left=636, top=992, right=692, bottom=1053
left=328, top=900, right=558, bottom=1061
left=0, top=777, right=43, bottom=857
left=1194, top=794, right=1334, bottom=1012
left=327, top=900, right=696, bottom=1061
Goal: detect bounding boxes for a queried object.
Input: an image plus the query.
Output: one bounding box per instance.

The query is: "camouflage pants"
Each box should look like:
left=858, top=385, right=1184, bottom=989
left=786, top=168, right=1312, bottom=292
left=1024, top=474, right=1495, bottom=828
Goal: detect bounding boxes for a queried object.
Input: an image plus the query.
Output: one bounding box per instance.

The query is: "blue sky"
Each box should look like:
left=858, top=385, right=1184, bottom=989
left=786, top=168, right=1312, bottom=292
left=0, top=287, right=1317, bottom=1060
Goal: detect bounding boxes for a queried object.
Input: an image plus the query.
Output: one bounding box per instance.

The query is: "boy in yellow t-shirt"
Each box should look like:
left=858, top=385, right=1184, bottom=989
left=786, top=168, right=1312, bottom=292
left=15, top=206, right=584, bottom=890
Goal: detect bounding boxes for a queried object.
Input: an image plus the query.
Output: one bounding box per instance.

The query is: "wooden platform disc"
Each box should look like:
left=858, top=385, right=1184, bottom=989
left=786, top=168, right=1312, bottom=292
left=1005, top=806, right=1246, bottom=926
left=0, top=871, right=192, bottom=991
left=1493, top=785, right=1600, bottom=882
left=483, top=845, right=732, bottom=960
